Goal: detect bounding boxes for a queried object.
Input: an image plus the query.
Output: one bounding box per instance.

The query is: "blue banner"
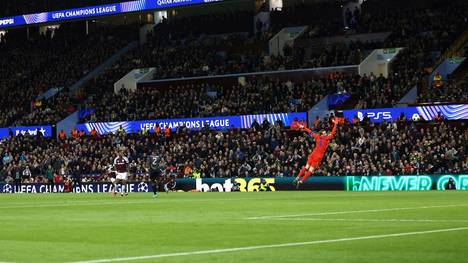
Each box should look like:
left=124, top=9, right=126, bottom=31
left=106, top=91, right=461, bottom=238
left=343, top=104, right=468, bottom=123
left=76, top=112, right=307, bottom=134
left=0, top=126, right=53, bottom=139
left=0, top=0, right=223, bottom=29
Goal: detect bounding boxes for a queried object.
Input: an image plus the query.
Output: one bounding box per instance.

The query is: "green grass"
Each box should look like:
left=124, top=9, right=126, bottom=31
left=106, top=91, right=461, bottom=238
left=1, top=191, right=468, bottom=263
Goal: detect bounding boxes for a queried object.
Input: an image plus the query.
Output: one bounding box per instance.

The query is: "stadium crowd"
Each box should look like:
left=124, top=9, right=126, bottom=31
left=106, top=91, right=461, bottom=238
left=0, top=23, right=137, bottom=127
left=417, top=81, right=468, bottom=104
left=0, top=116, right=466, bottom=184
left=81, top=75, right=358, bottom=123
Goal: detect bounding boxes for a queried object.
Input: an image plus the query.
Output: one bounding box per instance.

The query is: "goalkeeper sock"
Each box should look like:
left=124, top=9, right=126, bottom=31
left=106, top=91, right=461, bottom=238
left=300, top=171, right=313, bottom=183
left=298, top=167, right=307, bottom=178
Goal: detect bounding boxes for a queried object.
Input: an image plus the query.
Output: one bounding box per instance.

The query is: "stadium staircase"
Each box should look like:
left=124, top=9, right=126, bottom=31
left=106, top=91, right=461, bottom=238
left=434, top=28, right=468, bottom=67
left=450, top=58, right=468, bottom=84
left=69, top=40, right=138, bottom=95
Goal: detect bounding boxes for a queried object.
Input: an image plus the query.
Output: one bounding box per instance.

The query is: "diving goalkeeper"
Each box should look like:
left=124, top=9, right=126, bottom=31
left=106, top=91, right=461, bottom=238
left=292, top=118, right=340, bottom=188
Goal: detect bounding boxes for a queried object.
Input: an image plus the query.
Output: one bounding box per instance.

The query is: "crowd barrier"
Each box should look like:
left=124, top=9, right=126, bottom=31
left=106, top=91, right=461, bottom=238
left=1, top=175, right=466, bottom=193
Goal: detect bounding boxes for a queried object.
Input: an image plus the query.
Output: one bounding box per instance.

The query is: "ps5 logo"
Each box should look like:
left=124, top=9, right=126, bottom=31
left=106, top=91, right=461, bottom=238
left=0, top=18, right=14, bottom=26
left=357, top=111, right=392, bottom=121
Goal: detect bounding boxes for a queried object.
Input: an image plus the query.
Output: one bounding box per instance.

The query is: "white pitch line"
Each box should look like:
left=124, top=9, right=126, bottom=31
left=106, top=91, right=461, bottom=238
left=265, top=218, right=468, bottom=223
left=246, top=204, right=468, bottom=220
left=69, top=226, right=468, bottom=263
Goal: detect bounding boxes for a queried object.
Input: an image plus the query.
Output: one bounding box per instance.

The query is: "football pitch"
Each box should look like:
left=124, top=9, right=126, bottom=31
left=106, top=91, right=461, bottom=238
left=1, top=191, right=467, bottom=263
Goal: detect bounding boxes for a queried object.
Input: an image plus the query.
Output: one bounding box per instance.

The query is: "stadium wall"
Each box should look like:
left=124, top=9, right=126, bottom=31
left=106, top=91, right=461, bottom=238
left=359, top=48, right=403, bottom=78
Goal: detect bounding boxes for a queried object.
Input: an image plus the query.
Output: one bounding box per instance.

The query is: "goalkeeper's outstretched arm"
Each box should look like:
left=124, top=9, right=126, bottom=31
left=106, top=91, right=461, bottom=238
left=328, top=120, right=338, bottom=138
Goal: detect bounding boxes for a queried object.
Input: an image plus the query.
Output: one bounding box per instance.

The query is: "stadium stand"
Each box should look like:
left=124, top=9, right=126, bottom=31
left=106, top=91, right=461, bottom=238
left=81, top=74, right=360, bottom=122
left=0, top=117, right=466, bottom=183
left=81, top=0, right=466, bottom=122
left=0, top=22, right=138, bottom=127
left=5, top=0, right=465, bottom=127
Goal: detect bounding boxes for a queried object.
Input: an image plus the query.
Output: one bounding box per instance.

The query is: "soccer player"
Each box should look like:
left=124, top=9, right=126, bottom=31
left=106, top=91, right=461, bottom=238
left=114, top=151, right=129, bottom=196
left=293, top=118, right=340, bottom=188
left=105, top=164, right=117, bottom=196
left=147, top=152, right=163, bottom=198
left=164, top=176, right=176, bottom=193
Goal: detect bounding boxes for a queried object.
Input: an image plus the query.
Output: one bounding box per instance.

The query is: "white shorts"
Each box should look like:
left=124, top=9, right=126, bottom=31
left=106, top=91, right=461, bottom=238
left=116, top=172, right=128, bottom=181
left=110, top=177, right=116, bottom=183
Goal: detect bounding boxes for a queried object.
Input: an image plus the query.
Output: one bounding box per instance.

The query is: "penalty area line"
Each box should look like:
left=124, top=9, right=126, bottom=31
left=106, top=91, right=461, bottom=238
left=246, top=204, right=468, bottom=220
left=68, top=226, right=468, bottom=263
left=265, top=218, right=468, bottom=223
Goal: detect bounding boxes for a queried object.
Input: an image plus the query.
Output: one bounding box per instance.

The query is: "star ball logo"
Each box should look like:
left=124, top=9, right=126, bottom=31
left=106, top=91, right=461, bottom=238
left=138, top=182, right=148, bottom=192
left=2, top=184, right=13, bottom=193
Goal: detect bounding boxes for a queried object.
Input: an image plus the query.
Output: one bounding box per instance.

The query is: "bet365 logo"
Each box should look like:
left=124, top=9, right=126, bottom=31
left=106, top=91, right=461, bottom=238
left=196, top=178, right=276, bottom=192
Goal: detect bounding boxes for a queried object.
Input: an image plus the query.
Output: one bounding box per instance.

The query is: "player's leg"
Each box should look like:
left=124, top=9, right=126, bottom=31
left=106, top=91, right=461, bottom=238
left=113, top=178, right=118, bottom=196
left=297, top=165, right=308, bottom=178
left=120, top=180, right=126, bottom=196
left=120, top=173, right=129, bottom=196
left=293, top=163, right=309, bottom=185
left=121, top=180, right=127, bottom=196
left=294, top=151, right=314, bottom=186
left=114, top=178, right=121, bottom=195
left=297, top=153, right=321, bottom=188
left=300, top=166, right=315, bottom=183
left=151, top=177, right=159, bottom=198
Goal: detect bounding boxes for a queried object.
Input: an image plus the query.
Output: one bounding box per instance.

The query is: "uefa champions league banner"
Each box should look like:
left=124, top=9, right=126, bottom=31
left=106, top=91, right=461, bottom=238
left=0, top=0, right=223, bottom=29
left=1, top=182, right=151, bottom=193
left=0, top=126, right=52, bottom=139
left=343, top=104, right=468, bottom=123
left=76, top=112, right=307, bottom=135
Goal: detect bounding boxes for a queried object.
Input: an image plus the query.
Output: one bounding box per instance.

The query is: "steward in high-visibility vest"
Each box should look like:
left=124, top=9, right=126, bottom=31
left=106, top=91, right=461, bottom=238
left=71, top=128, right=78, bottom=139
left=59, top=130, right=66, bottom=140
left=433, top=72, right=443, bottom=88
left=193, top=170, right=201, bottom=179
left=117, top=126, right=125, bottom=136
